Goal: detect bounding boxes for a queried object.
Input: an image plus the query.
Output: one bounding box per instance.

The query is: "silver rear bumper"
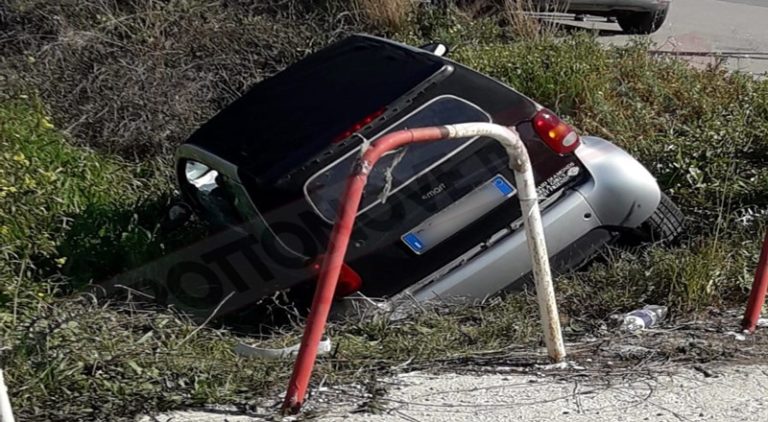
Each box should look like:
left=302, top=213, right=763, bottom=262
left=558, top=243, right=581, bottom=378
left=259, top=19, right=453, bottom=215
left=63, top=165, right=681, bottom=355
left=395, top=136, right=661, bottom=302
left=563, top=0, right=670, bottom=13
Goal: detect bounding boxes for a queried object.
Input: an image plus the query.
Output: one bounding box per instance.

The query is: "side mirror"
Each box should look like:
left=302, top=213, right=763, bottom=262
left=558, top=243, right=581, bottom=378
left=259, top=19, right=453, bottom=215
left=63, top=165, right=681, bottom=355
left=419, top=42, right=449, bottom=57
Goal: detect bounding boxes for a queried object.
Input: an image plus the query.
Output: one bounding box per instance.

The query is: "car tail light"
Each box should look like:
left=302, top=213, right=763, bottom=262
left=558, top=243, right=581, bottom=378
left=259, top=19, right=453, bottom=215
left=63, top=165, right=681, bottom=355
left=532, top=109, right=580, bottom=154
left=333, top=108, right=386, bottom=143
left=310, top=255, right=362, bottom=298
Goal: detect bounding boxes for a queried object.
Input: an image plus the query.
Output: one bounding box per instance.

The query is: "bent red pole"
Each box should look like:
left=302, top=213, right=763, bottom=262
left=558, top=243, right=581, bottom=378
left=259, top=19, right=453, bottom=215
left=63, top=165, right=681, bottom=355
left=281, top=127, right=448, bottom=414
left=742, top=230, right=768, bottom=333
left=281, top=123, right=565, bottom=414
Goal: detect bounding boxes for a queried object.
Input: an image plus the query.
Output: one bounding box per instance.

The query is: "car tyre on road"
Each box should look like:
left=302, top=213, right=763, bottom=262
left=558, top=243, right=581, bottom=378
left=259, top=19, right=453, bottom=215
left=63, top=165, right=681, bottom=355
left=617, top=8, right=669, bottom=34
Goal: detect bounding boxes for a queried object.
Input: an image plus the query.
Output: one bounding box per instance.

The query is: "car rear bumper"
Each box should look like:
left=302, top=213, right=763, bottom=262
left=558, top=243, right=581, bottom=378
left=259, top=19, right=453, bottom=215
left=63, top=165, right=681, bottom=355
left=564, top=0, right=670, bottom=13
left=391, top=136, right=661, bottom=302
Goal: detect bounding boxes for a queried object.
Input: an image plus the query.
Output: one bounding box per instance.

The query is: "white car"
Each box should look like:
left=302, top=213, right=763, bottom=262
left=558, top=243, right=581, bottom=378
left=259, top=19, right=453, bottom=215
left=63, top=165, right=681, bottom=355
left=539, top=0, right=671, bottom=33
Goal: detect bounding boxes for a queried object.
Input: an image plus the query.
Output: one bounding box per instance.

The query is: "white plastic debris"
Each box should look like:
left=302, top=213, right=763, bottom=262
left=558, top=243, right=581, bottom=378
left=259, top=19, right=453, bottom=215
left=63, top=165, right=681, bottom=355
left=757, top=318, right=768, bottom=328
left=234, top=338, right=332, bottom=360
left=533, top=361, right=584, bottom=371
left=620, top=305, right=668, bottom=332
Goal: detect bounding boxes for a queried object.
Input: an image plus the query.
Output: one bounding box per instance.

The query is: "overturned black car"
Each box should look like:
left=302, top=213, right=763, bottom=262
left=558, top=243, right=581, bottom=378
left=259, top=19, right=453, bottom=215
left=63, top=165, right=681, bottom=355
left=172, top=35, right=683, bottom=316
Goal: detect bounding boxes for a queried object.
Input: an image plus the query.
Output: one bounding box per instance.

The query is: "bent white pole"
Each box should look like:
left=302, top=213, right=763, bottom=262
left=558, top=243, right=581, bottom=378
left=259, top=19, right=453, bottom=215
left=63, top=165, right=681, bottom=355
left=444, top=123, right=566, bottom=363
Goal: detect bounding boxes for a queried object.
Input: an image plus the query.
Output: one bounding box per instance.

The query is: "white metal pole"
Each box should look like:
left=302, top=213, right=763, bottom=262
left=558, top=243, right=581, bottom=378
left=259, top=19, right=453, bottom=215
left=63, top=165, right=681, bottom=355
left=0, top=369, right=15, bottom=422
left=444, top=123, right=566, bottom=362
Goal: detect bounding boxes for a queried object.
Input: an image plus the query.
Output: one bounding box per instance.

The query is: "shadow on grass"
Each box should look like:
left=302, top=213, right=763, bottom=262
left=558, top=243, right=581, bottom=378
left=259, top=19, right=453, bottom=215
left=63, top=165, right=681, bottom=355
left=49, top=195, right=206, bottom=290
left=550, top=20, right=624, bottom=37
left=43, top=195, right=312, bottom=333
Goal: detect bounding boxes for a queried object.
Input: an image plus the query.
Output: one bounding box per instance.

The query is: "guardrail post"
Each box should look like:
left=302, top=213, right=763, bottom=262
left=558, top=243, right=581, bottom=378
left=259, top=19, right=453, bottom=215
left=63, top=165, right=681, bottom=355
left=281, top=123, right=566, bottom=414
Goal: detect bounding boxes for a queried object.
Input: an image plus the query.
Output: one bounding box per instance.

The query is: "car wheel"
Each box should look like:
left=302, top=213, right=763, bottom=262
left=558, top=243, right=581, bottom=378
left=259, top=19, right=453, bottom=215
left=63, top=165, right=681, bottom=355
left=633, top=192, right=685, bottom=244
left=617, top=8, right=668, bottom=34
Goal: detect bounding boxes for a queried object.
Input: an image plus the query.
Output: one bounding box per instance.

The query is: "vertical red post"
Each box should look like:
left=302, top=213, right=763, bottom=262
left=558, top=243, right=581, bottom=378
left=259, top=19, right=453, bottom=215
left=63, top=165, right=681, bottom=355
left=281, top=128, right=447, bottom=414
left=281, top=172, right=367, bottom=413
left=742, top=230, right=768, bottom=333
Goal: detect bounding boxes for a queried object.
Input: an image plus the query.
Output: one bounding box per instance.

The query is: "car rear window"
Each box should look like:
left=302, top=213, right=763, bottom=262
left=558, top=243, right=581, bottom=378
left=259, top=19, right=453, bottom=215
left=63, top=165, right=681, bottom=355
left=186, top=36, right=446, bottom=180
left=304, top=96, right=491, bottom=223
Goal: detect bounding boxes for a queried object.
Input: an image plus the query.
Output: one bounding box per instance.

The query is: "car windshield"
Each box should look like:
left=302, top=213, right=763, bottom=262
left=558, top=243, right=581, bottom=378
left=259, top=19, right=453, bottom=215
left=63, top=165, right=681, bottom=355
left=304, top=96, right=491, bottom=223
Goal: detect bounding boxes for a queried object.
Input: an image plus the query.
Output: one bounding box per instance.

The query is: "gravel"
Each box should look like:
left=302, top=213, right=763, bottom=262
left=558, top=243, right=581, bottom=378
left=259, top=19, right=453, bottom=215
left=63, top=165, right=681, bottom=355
left=142, top=364, right=768, bottom=421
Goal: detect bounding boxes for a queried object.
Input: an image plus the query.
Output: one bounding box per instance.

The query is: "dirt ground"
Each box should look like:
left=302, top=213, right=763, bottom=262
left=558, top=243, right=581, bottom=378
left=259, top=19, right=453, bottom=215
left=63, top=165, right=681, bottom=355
left=317, top=364, right=768, bottom=421
left=142, top=364, right=768, bottom=422
left=140, top=311, right=768, bottom=421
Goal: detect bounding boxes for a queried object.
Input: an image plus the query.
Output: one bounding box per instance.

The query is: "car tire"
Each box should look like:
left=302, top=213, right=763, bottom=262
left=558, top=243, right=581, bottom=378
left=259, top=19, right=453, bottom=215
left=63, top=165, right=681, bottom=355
left=635, top=192, right=685, bottom=244
left=617, top=8, right=668, bottom=34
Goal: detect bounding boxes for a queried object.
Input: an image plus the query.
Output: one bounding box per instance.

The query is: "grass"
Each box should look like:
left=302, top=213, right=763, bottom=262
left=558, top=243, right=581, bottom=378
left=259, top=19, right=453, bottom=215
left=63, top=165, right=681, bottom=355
left=1, top=1, right=768, bottom=420
left=354, top=0, right=414, bottom=31
left=445, top=33, right=768, bottom=314
left=1, top=0, right=353, bottom=160
left=502, top=0, right=564, bottom=39
left=0, top=99, right=164, bottom=257
left=0, top=98, right=205, bottom=299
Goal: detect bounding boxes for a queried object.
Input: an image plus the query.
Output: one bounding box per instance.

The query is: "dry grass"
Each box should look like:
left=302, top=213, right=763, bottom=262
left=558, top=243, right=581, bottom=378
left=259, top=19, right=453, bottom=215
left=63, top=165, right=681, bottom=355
left=0, top=0, right=357, bottom=161
left=503, top=0, right=567, bottom=39
left=354, top=0, right=414, bottom=32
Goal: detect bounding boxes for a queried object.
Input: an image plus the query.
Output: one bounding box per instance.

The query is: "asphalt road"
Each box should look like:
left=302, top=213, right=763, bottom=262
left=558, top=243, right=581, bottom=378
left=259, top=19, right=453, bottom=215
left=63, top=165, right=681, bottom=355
left=555, top=0, right=768, bottom=75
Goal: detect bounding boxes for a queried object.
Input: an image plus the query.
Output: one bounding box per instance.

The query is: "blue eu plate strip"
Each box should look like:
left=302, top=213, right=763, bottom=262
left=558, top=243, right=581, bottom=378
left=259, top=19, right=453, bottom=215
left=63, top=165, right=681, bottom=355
left=492, top=176, right=515, bottom=197
left=402, top=233, right=425, bottom=253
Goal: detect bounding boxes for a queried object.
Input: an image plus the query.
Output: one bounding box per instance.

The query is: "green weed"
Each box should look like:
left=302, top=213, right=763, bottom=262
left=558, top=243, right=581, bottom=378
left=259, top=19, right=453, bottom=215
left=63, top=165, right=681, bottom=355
left=1, top=2, right=767, bottom=420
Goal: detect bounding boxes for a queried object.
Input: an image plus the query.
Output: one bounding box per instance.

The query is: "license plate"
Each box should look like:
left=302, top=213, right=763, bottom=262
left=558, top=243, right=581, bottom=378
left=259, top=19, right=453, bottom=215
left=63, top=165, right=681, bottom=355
left=402, top=175, right=517, bottom=254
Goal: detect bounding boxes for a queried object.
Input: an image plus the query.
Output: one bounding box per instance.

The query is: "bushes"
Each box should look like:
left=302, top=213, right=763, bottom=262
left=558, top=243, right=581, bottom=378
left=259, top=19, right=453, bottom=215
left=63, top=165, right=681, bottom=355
left=2, top=296, right=286, bottom=421
left=0, top=99, right=166, bottom=331
left=354, top=0, right=414, bottom=31
left=451, top=36, right=768, bottom=230
left=0, top=99, right=224, bottom=420
left=450, top=34, right=768, bottom=314
left=0, top=100, right=162, bottom=260
left=1, top=0, right=358, bottom=160
left=558, top=234, right=763, bottom=318
left=2, top=2, right=768, bottom=419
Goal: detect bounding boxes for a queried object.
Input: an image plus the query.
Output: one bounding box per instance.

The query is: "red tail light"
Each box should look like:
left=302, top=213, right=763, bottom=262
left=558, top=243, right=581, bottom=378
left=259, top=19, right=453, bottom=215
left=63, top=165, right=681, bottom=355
left=532, top=109, right=580, bottom=154
left=333, top=108, right=386, bottom=143
left=310, top=255, right=362, bottom=298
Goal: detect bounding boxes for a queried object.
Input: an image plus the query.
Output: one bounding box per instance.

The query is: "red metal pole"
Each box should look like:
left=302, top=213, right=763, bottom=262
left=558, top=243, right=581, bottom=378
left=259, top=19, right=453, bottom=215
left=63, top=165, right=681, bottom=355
left=281, top=127, right=448, bottom=414
left=743, top=230, right=768, bottom=333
